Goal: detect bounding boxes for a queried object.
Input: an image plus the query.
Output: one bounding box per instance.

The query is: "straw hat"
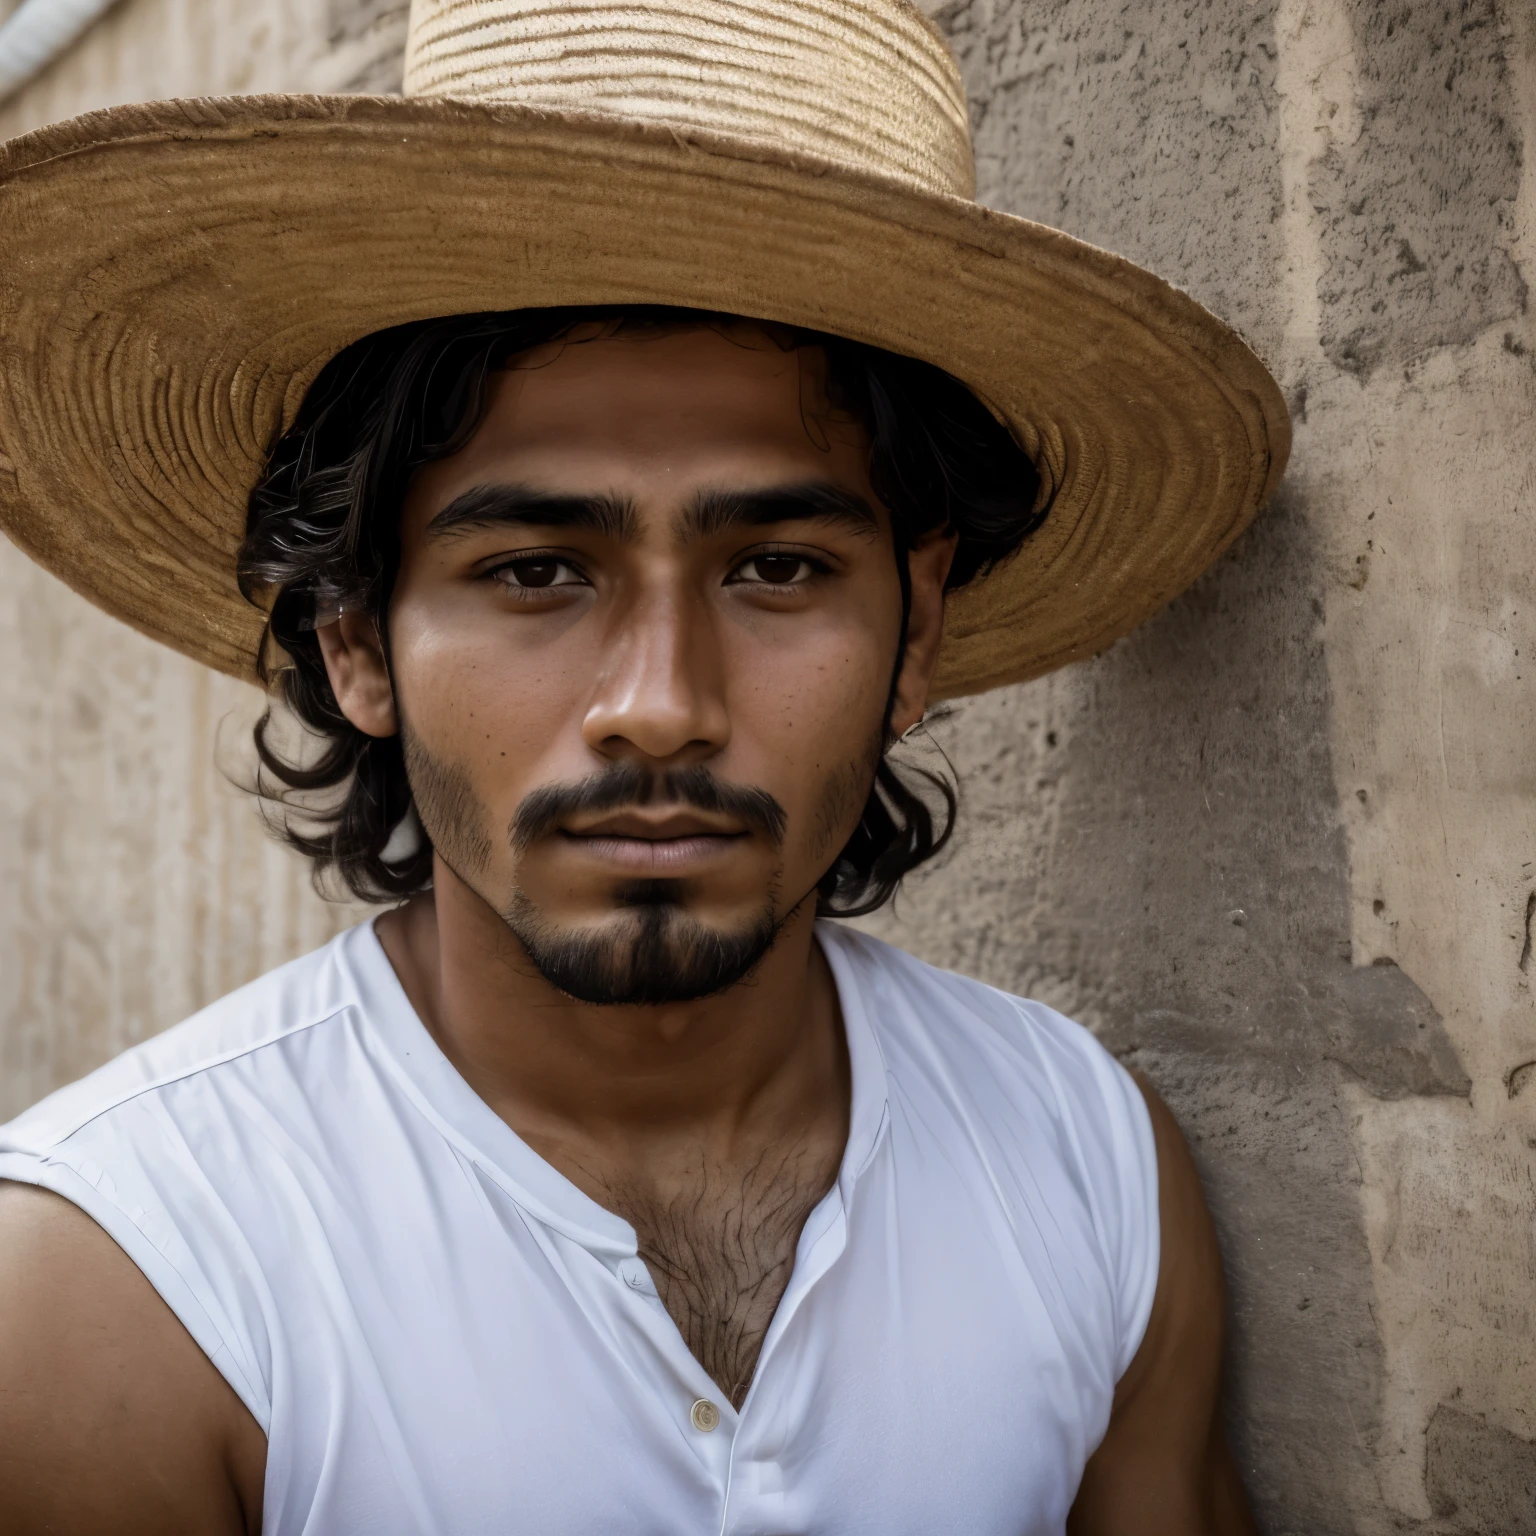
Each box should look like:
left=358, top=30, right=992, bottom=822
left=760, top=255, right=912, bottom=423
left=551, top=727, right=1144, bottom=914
left=0, top=0, right=1288, bottom=699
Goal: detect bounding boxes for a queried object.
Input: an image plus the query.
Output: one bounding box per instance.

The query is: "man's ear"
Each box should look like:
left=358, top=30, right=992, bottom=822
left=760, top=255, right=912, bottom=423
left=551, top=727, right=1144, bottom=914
left=315, top=611, right=398, bottom=738
left=888, top=528, right=958, bottom=739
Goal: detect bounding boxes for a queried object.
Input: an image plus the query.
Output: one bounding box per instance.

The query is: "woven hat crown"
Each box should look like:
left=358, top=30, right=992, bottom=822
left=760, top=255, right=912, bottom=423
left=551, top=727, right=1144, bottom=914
left=402, top=0, right=976, bottom=197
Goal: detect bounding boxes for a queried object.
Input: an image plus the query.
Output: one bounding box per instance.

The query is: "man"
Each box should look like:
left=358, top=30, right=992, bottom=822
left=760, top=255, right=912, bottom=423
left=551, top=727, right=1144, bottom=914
left=0, top=2, right=1287, bottom=1532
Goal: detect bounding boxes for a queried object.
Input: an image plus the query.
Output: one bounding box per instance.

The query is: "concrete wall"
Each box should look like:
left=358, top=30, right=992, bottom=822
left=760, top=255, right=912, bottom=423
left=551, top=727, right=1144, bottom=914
left=0, top=0, right=401, bottom=1119
left=1, top=1, right=1532, bottom=1529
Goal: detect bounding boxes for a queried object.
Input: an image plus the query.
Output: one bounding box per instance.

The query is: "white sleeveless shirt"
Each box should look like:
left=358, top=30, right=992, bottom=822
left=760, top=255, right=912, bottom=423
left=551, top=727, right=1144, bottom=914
left=0, top=921, right=1157, bottom=1536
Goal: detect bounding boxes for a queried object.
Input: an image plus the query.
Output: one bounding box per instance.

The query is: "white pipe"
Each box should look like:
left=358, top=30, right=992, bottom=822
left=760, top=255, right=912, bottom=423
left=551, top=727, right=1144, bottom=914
left=0, top=0, right=127, bottom=106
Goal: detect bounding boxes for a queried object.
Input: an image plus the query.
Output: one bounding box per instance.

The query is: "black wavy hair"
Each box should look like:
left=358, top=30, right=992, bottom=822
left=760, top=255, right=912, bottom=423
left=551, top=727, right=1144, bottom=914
left=238, top=306, right=1045, bottom=916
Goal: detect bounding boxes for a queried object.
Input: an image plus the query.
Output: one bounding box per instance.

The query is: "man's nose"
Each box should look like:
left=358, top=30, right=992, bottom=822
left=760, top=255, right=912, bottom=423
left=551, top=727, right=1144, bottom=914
left=580, top=580, right=731, bottom=765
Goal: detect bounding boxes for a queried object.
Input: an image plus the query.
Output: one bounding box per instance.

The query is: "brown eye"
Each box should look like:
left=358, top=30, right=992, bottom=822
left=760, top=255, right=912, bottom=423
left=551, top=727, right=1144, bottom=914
left=739, top=554, right=812, bottom=585
left=492, top=556, right=584, bottom=591
left=511, top=559, right=560, bottom=587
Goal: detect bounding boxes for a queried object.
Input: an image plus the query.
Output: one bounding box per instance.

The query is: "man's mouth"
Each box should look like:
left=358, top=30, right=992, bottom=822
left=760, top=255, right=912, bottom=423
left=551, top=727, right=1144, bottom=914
left=556, top=810, right=749, bottom=873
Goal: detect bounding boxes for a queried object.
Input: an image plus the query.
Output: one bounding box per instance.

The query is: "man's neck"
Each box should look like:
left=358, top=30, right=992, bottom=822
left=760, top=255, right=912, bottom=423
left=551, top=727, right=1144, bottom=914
left=373, top=864, right=849, bottom=1177
left=375, top=865, right=852, bottom=1406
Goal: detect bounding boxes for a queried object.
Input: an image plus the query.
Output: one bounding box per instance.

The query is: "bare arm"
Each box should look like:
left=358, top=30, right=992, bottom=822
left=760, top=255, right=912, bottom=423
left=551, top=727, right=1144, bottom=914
left=1066, top=1078, right=1257, bottom=1536
left=0, top=1181, right=265, bottom=1536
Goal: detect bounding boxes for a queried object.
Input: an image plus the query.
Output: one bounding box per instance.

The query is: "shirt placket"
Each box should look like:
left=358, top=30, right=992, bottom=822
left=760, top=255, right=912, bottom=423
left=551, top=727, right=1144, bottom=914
left=717, top=1183, right=856, bottom=1536
left=606, top=1251, right=742, bottom=1492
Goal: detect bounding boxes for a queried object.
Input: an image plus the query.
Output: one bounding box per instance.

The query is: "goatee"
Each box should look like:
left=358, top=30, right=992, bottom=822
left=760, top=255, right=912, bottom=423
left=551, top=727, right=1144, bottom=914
left=504, top=882, right=781, bottom=1006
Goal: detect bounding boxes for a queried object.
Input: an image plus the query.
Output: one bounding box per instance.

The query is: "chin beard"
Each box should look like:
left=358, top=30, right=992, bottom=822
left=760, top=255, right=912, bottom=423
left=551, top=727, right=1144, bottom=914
left=503, top=881, right=782, bottom=1006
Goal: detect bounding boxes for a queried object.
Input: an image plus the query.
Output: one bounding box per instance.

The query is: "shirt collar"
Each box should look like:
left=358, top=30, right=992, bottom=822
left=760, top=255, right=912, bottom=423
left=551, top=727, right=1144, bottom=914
left=344, top=915, right=890, bottom=1260
left=813, top=919, right=892, bottom=1192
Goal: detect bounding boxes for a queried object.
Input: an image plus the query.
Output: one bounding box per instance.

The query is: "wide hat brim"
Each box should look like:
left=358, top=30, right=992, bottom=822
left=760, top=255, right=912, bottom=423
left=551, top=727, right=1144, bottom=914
left=0, top=94, right=1289, bottom=699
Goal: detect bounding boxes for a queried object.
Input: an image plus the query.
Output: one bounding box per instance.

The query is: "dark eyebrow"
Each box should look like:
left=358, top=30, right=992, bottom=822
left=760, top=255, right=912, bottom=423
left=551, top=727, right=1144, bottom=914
left=425, top=483, right=639, bottom=541
left=678, top=483, right=882, bottom=542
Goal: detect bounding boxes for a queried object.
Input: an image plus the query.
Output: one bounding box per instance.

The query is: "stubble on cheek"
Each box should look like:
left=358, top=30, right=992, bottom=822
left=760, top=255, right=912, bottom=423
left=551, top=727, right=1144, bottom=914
left=806, top=726, right=884, bottom=867
left=401, top=727, right=495, bottom=880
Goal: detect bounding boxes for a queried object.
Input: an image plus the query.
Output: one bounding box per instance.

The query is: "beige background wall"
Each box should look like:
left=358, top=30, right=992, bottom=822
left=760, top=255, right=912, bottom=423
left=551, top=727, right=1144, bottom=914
left=0, top=0, right=402, bottom=1114
left=2, top=1, right=1533, bottom=1530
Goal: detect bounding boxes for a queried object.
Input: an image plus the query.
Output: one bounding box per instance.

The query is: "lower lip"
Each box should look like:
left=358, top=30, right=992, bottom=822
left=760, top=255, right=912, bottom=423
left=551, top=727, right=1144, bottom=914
left=559, top=834, right=744, bottom=874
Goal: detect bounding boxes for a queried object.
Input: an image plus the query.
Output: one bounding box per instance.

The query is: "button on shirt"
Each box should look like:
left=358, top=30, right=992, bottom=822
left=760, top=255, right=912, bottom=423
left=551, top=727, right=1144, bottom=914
left=0, top=921, right=1159, bottom=1535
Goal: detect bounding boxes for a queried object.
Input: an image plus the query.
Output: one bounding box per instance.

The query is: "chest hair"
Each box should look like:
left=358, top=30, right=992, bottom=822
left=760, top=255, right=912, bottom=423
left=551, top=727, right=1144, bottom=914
left=600, top=1138, right=840, bottom=1409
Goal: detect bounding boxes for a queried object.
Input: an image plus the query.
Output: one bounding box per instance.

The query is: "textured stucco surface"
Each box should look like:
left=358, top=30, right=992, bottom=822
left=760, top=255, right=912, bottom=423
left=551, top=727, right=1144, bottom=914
left=0, top=0, right=397, bottom=1120
left=1, top=1, right=1533, bottom=1530
left=859, top=4, right=1535, bottom=1530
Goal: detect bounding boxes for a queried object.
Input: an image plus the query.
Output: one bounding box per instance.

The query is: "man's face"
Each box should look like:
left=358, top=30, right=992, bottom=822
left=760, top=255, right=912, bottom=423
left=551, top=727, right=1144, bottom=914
left=346, top=324, right=947, bottom=1004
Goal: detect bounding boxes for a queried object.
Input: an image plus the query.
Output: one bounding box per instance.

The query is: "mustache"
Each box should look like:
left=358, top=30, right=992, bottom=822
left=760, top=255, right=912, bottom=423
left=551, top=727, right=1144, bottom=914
left=509, top=763, right=788, bottom=852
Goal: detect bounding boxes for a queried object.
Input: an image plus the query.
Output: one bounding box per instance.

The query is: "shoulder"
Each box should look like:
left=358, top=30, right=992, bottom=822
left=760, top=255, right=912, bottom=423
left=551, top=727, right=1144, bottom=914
left=0, top=921, right=371, bottom=1157
left=0, top=921, right=380, bottom=1432
left=820, top=921, right=1150, bottom=1155
left=821, top=922, right=1161, bottom=1378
